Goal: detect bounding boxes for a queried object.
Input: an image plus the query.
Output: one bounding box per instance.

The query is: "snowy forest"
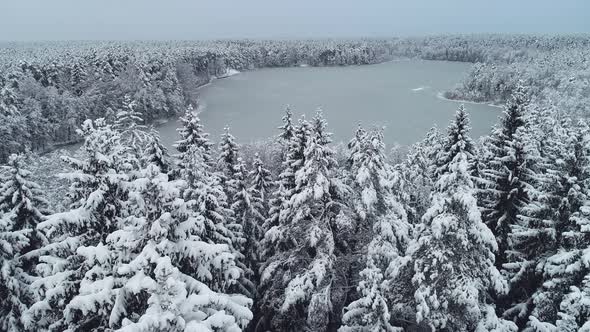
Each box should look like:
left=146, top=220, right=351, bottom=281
left=1, top=34, right=590, bottom=332
left=1, top=35, right=590, bottom=161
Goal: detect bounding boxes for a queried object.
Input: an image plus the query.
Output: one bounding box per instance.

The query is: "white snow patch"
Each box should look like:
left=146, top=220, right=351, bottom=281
left=411, top=86, right=429, bottom=92
left=217, top=68, right=241, bottom=78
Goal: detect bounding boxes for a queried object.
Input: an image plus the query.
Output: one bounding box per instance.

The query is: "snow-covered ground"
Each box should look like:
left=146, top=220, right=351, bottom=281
left=216, top=68, right=241, bottom=78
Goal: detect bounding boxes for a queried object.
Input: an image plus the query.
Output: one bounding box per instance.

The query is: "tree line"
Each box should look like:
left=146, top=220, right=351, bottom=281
left=0, top=39, right=393, bottom=162
left=1, top=84, right=590, bottom=331
left=2, top=35, right=589, bottom=162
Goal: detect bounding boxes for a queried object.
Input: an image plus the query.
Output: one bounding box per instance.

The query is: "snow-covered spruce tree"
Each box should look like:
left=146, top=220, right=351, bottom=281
left=435, top=105, right=475, bottom=178
left=269, top=106, right=297, bottom=179
left=399, top=131, right=437, bottom=224
left=347, top=126, right=392, bottom=222
left=471, top=136, right=492, bottom=201
left=0, top=154, right=50, bottom=247
left=422, top=125, right=443, bottom=181
left=259, top=113, right=344, bottom=331
left=407, top=112, right=516, bottom=331
left=501, top=119, right=566, bottom=328
left=262, top=109, right=301, bottom=253
left=249, top=152, right=272, bottom=206
left=0, top=211, right=29, bottom=332
left=174, top=104, right=214, bottom=165
left=176, top=126, right=230, bottom=255
left=340, top=125, right=398, bottom=311
left=480, top=83, right=534, bottom=270
left=217, top=127, right=240, bottom=199
left=178, top=142, right=252, bottom=298
left=0, top=154, right=50, bottom=331
left=24, top=118, right=128, bottom=331
left=113, top=95, right=149, bottom=173
left=340, top=177, right=410, bottom=332
left=70, top=62, right=88, bottom=96
left=311, top=108, right=331, bottom=147
left=214, top=128, right=256, bottom=298
left=142, top=127, right=170, bottom=174
left=107, top=164, right=252, bottom=331
left=516, top=120, right=590, bottom=330
left=396, top=125, right=442, bottom=221
left=346, top=123, right=367, bottom=170
left=263, top=115, right=313, bottom=258
left=56, top=129, right=170, bottom=332
left=524, top=105, right=562, bottom=174
left=0, top=74, right=19, bottom=117
left=550, top=274, right=590, bottom=331
left=230, top=157, right=265, bottom=291
left=245, top=152, right=272, bottom=327
left=277, top=106, right=295, bottom=143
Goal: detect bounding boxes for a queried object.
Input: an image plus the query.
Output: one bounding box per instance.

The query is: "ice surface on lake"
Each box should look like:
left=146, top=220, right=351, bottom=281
left=156, top=60, right=500, bottom=149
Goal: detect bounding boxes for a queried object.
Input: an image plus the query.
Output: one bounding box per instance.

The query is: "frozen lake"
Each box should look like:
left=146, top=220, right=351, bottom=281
left=158, top=60, right=502, bottom=148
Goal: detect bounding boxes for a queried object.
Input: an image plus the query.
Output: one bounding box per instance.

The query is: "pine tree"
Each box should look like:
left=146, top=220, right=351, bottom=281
left=552, top=274, right=590, bottom=331
left=471, top=137, right=492, bottom=202
left=525, top=105, right=560, bottom=174
left=178, top=140, right=252, bottom=298
left=408, top=112, right=516, bottom=331
left=422, top=125, right=443, bottom=180
left=179, top=147, right=233, bottom=269
left=230, top=157, right=265, bottom=291
left=24, top=119, right=128, bottom=331
left=113, top=95, right=149, bottom=173
left=217, top=127, right=240, bottom=199
left=107, top=164, right=253, bottom=331
left=114, top=95, right=148, bottom=148
left=263, top=115, right=313, bottom=259
left=480, top=83, right=534, bottom=269
left=277, top=106, right=295, bottom=143
left=400, top=141, right=433, bottom=224
left=245, top=153, right=272, bottom=328
left=0, top=153, right=50, bottom=331
left=311, top=109, right=331, bottom=146
left=142, top=127, right=170, bottom=174
left=348, top=126, right=392, bottom=222
left=174, top=104, right=213, bottom=164
left=435, top=105, right=475, bottom=178
left=0, top=154, right=50, bottom=240
left=0, top=79, right=19, bottom=116
left=516, top=120, right=590, bottom=329
left=260, top=114, right=343, bottom=331
left=249, top=153, right=272, bottom=205
left=341, top=266, right=398, bottom=332
left=340, top=192, right=410, bottom=332
left=0, top=211, right=29, bottom=332
left=213, top=128, right=256, bottom=299
left=346, top=123, right=367, bottom=169
left=502, top=124, right=562, bottom=327
left=70, top=62, right=87, bottom=96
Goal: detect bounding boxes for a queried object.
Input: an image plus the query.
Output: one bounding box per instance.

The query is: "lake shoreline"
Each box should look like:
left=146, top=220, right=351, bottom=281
left=436, top=91, right=504, bottom=109
left=40, top=59, right=492, bottom=157
left=156, top=59, right=498, bottom=148
left=39, top=71, right=236, bottom=156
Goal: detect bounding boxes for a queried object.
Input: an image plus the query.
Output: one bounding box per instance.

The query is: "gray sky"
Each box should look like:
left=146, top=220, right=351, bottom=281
left=1, top=0, right=589, bottom=41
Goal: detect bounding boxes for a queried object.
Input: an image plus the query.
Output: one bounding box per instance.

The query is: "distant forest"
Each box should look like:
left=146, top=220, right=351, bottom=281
left=1, top=35, right=589, bottom=161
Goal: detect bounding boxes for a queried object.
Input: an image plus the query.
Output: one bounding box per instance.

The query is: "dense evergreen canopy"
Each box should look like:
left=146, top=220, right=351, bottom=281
left=1, top=35, right=590, bottom=331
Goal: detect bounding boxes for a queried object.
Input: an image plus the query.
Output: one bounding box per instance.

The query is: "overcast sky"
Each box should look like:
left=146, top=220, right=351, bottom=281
left=1, top=0, right=589, bottom=41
